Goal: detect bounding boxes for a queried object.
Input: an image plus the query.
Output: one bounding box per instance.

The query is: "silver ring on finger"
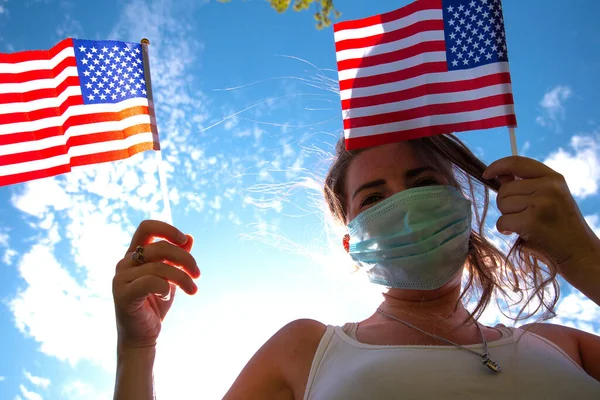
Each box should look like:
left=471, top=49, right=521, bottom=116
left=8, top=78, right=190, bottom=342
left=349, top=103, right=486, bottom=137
left=131, top=245, right=148, bottom=266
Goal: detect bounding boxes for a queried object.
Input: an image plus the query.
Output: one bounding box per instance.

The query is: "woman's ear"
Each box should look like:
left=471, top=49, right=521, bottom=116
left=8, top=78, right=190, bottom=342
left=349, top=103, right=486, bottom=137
left=343, top=234, right=350, bottom=253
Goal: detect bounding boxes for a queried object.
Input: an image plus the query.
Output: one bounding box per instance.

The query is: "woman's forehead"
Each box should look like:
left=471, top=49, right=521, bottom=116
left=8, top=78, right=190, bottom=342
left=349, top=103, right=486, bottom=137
left=346, top=142, right=427, bottom=184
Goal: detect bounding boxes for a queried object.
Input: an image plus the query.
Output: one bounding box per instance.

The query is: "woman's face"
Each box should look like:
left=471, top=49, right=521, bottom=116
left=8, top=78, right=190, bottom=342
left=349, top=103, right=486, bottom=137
left=344, top=142, right=449, bottom=224
left=344, top=142, right=465, bottom=300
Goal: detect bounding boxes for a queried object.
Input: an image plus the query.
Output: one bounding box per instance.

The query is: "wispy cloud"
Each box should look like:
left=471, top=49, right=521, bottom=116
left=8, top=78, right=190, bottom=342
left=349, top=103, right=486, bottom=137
left=18, top=384, right=43, bottom=400
left=0, top=228, right=17, bottom=265
left=223, top=116, right=239, bottom=131
left=543, top=134, right=600, bottom=198
left=24, top=371, right=50, bottom=389
left=55, top=13, right=84, bottom=39
left=3, top=248, right=17, bottom=265
left=61, top=380, right=111, bottom=400
left=535, top=85, right=573, bottom=132
left=11, top=177, right=71, bottom=218
left=554, top=291, right=600, bottom=334
left=521, top=140, right=531, bottom=157
left=10, top=241, right=118, bottom=369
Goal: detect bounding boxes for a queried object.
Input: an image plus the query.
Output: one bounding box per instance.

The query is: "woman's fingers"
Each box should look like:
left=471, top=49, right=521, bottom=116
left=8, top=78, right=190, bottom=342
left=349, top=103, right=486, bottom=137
left=496, top=212, right=528, bottom=236
left=497, top=177, right=541, bottom=200
left=496, top=195, right=529, bottom=215
left=127, top=220, right=189, bottom=253
left=158, top=283, right=177, bottom=302
left=142, top=240, right=200, bottom=278
left=118, top=262, right=198, bottom=295
left=115, top=222, right=199, bottom=308
left=117, top=239, right=200, bottom=278
left=124, top=275, right=172, bottom=303
left=181, top=234, right=194, bottom=253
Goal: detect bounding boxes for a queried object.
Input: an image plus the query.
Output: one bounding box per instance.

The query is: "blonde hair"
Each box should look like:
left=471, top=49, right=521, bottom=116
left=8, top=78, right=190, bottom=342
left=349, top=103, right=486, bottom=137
left=323, top=134, right=560, bottom=327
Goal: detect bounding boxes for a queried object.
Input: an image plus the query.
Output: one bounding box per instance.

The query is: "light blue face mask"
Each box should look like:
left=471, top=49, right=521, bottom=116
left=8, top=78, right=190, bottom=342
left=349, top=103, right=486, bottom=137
left=347, top=185, right=472, bottom=290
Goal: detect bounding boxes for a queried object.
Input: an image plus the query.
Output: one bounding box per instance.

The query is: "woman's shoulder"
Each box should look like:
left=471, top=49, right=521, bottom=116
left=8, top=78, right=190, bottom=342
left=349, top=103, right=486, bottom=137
left=282, top=318, right=327, bottom=330
left=517, top=322, right=583, bottom=366
left=275, top=319, right=328, bottom=345
left=271, top=319, right=328, bottom=398
left=271, top=319, right=328, bottom=362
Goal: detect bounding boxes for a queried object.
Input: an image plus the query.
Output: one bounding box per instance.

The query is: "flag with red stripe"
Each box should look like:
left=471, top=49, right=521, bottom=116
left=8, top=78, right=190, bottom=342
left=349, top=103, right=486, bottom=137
left=334, top=0, right=517, bottom=150
left=0, top=38, right=159, bottom=186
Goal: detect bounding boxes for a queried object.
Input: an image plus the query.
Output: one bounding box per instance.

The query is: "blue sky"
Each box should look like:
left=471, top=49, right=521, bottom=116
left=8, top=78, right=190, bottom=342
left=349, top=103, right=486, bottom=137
left=1, top=0, right=600, bottom=398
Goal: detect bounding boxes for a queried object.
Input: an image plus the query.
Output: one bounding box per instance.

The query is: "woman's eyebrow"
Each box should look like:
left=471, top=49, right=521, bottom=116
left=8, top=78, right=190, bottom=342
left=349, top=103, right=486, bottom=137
left=405, top=166, right=436, bottom=180
left=351, top=167, right=437, bottom=200
left=352, top=179, right=386, bottom=200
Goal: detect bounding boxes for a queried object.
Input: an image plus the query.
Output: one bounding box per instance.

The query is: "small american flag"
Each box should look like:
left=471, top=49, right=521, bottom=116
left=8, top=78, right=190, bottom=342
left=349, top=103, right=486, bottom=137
left=0, top=38, right=159, bottom=186
left=334, top=0, right=517, bottom=150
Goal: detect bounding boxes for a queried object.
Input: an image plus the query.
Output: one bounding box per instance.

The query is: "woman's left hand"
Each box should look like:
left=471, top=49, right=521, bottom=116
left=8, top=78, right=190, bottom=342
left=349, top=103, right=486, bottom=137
left=483, top=155, right=600, bottom=274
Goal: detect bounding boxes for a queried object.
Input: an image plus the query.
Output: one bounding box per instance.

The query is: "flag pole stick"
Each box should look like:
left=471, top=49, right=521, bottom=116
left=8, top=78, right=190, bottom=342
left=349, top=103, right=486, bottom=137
left=509, top=127, right=518, bottom=156
left=141, top=38, right=173, bottom=225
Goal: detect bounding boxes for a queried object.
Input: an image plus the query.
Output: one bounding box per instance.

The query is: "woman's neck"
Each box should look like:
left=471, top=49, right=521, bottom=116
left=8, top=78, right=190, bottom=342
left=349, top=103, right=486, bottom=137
left=376, top=283, right=475, bottom=331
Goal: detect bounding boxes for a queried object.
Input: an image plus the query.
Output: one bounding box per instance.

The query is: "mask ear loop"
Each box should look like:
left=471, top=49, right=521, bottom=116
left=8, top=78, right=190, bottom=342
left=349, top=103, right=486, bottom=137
left=343, top=234, right=350, bottom=253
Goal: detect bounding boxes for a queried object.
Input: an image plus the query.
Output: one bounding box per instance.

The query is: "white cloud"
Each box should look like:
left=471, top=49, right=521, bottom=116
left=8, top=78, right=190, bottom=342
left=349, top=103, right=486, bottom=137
left=254, top=125, right=264, bottom=141
left=543, top=135, right=600, bottom=198
left=62, top=380, right=111, bottom=400
left=554, top=291, right=600, bottom=335
left=0, top=228, right=17, bottom=265
left=24, top=371, right=50, bottom=389
left=11, top=177, right=71, bottom=218
left=535, top=85, right=572, bottom=131
left=228, top=211, right=242, bottom=225
left=209, top=195, right=222, bottom=210
left=18, top=385, right=42, bottom=400
left=584, top=215, right=600, bottom=238
left=0, top=375, right=5, bottom=381
left=521, top=140, right=531, bottom=157
left=223, top=116, right=238, bottom=131
left=234, top=128, right=252, bottom=138
left=10, top=243, right=117, bottom=370
left=55, top=13, right=83, bottom=39
left=4, top=248, right=17, bottom=265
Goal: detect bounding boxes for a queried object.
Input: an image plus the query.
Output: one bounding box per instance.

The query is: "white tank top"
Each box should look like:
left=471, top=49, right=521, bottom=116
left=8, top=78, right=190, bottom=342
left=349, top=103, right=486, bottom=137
left=303, top=323, right=600, bottom=399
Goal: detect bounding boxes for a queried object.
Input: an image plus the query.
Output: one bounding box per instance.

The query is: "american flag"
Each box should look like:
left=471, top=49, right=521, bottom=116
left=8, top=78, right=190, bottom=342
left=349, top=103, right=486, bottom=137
left=0, top=38, right=159, bottom=186
left=334, top=0, right=517, bottom=150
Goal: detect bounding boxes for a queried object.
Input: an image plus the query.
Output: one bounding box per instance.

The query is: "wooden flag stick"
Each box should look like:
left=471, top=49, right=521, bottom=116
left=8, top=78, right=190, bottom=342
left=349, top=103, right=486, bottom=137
left=509, top=127, right=518, bottom=156
left=141, top=38, right=173, bottom=225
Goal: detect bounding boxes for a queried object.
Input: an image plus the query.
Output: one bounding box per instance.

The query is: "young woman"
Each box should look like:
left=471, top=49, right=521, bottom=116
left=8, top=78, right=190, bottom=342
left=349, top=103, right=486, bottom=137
left=112, top=134, right=600, bottom=399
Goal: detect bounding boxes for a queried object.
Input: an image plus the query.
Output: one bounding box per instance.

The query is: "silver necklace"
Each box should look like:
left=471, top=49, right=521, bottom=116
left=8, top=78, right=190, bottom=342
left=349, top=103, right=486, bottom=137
left=376, top=308, right=501, bottom=373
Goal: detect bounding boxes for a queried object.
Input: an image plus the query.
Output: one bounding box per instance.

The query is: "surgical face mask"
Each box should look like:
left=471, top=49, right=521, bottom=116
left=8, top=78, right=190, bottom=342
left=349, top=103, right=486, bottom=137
left=347, top=185, right=472, bottom=290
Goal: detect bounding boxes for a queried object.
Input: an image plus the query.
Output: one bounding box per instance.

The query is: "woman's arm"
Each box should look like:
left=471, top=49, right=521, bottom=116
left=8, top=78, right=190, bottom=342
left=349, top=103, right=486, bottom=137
left=556, top=246, right=600, bottom=308
left=112, top=221, right=199, bottom=400
left=114, top=346, right=156, bottom=400
left=483, top=155, right=600, bottom=307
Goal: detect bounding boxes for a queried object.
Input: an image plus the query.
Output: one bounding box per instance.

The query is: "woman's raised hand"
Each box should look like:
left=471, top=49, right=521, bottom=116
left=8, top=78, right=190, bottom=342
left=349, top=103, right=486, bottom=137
left=112, top=220, right=200, bottom=350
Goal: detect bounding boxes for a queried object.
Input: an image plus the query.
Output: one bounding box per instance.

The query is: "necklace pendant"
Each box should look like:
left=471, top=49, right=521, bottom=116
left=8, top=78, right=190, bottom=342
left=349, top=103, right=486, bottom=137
left=482, top=354, right=501, bottom=373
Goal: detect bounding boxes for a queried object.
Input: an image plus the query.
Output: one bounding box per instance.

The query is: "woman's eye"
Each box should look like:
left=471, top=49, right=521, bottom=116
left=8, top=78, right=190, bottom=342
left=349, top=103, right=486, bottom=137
left=361, top=194, right=384, bottom=207
left=413, top=177, right=439, bottom=187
